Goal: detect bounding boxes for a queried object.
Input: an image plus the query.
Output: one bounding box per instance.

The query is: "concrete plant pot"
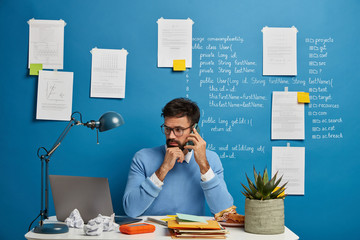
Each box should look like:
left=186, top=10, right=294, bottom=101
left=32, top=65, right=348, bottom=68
left=244, top=198, right=285, bottom=234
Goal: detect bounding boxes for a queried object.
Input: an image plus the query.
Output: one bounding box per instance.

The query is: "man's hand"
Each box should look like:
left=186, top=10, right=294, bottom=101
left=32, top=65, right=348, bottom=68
left=155, top=147, right=185, bottom=181
left=184, top=127, right=210, bottom=174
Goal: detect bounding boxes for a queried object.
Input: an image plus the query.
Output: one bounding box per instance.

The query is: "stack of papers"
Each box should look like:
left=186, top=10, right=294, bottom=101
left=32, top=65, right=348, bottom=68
left=167, top=213, right=228, bottom=239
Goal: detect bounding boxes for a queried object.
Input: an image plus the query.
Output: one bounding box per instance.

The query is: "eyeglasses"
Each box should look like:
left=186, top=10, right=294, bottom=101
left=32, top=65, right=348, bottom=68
left=160, top=124, right=192, bottom=137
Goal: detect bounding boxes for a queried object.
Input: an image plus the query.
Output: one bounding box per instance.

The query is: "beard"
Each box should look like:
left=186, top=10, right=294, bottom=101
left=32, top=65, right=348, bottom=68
left=166, top=139, right=185, bottom=150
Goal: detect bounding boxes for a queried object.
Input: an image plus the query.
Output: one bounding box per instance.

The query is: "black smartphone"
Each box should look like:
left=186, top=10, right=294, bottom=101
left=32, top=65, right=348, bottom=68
left=115, top=216, right=142, bottom=225
left=186, top=123, right=200, bottom=151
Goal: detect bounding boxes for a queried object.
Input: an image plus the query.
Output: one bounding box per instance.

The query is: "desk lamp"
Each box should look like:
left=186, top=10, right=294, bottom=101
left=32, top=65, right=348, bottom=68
left=29, top=111, right=124, bottom=234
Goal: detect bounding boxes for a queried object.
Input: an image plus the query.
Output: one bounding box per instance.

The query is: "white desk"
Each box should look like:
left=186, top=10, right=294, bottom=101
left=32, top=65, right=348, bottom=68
left=25, top=216, right=299, bottom=240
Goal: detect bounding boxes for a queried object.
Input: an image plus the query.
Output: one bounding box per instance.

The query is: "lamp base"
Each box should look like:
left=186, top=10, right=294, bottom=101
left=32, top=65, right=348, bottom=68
left=34, top=223, right=69, bottom=234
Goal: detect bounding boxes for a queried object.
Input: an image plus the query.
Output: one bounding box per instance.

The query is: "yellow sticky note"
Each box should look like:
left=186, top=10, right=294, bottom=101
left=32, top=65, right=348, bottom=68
left=30, top=64, right=43, bottom=76
left=298, top=92, right=310, bottom=103
left=173, top=59, right=186, bottom=71
left=161, top=217, right=176, bottom=222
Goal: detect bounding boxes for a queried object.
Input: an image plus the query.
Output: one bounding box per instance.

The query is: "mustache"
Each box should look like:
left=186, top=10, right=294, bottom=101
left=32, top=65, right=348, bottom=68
left=166, top=139, right=185, bottom=150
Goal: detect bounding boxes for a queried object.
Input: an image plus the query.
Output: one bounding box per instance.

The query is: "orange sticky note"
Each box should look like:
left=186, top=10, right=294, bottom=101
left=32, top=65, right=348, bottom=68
left=298, top=92, right=310, bottom=103
left=173, top=59, right=186, bottom=71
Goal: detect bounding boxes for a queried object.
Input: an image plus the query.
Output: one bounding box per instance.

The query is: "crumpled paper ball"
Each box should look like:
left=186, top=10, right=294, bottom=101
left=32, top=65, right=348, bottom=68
left=100, top=213, right=119, bottom=232
left=65, top=209, right=84, bottom=228
left=84, top=216, right=104, bottom=236
left=83, top=213, right=119, bottom=236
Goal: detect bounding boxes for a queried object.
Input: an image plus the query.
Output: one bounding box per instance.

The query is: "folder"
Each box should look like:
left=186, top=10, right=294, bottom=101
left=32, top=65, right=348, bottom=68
left=167, top=220, right=222, bottom=230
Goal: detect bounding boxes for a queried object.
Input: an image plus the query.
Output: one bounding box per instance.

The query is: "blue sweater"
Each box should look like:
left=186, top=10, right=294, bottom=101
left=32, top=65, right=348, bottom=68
left=123, top=145, right=233, bottom=217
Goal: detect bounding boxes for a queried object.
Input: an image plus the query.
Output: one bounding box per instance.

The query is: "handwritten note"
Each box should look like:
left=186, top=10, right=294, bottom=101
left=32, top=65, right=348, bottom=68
left=182, top=34, right=341, bottom=161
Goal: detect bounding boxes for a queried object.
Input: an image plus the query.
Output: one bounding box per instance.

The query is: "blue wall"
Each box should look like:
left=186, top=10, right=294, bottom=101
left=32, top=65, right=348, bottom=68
left=1, top=0, right=359, bottom=239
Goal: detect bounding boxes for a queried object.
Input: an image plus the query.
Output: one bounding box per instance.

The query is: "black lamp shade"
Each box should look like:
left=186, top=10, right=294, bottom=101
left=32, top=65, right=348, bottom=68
left=98, top=112, right=125, bottom=132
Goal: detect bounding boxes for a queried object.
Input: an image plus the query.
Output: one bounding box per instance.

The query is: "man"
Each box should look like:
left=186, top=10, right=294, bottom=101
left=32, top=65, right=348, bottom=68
left=123, top=98, right=233, bottom=217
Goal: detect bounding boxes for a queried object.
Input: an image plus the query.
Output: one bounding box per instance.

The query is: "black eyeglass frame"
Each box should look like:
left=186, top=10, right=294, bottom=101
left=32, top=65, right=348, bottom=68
left=160, top=124, right=193, bottom=137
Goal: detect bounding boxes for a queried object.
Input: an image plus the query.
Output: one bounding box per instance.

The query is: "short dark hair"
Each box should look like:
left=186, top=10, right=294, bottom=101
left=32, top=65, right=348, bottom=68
left=161, top=98, right=200, bottom=125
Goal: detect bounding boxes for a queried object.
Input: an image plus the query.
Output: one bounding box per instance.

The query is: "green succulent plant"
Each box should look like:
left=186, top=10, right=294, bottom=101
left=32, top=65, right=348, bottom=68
left=241, top=167, right=287, bottom=200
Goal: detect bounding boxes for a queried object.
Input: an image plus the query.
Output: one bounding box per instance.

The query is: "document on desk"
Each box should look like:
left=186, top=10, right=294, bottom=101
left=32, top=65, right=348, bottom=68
left=271, top=91, right=304, bottom=140
left=157, top=18, right=194, bottom=68
left=272, top=146, right=305, bottom=195
left=28, top=19, right=65, bottom=70
left=36, top=70, right=73, bottom=121
left=90, top=48, right=128, bottom=98
left=262, top=26, right=298, bottom=76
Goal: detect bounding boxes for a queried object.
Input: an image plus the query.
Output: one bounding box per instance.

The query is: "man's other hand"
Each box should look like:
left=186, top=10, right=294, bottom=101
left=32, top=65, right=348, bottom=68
left=155, top=147, right=185, bottom=181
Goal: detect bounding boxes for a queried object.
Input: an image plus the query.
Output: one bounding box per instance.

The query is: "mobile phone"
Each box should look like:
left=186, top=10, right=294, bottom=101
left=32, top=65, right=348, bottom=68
left=186, top=123, right=200, bottom=151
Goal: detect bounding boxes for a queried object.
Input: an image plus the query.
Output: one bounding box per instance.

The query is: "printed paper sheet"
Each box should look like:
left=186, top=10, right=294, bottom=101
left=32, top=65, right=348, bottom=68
left=157, top=18, right=193, bottom=68
left=28, top=19, right=65, bottom=70
left=90, top=48, right=128, bottom=98
left=36, top=70, right=73, bottom=121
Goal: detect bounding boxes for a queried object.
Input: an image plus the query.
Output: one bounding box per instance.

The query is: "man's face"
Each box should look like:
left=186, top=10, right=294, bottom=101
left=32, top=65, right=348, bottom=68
left=164, top=116, right=192, bottom=150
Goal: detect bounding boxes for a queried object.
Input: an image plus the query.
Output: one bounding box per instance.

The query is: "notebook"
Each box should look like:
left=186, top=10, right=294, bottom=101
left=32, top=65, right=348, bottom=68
left=49, top=175, right=141, bottom=224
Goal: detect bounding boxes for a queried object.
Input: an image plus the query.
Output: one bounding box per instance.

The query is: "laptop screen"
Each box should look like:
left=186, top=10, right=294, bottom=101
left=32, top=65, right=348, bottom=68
left=49, top=175, right=114, bottom=223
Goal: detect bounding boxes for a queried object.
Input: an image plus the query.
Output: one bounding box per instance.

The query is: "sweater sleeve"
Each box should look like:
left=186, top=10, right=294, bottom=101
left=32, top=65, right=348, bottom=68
left=122, top=152, right=161, bottom=217
left=200, top=151, right=234, bottom=215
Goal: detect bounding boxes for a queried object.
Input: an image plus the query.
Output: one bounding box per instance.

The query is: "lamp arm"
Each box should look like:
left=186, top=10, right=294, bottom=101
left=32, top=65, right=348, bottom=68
left=38, top=114, right=82, bottom=224
left=44, top=117, right=82, bottom=161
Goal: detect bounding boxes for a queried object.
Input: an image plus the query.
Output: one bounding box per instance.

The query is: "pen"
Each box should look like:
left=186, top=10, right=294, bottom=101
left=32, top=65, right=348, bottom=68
left=146, top=217, right=167, bottom=226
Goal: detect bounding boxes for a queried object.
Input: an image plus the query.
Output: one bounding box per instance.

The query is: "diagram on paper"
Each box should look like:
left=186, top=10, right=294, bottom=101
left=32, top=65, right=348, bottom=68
left=47, top=80, right=66, bottom=101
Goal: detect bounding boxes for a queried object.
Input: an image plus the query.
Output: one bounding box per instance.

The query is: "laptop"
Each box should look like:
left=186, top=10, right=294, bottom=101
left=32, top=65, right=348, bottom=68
left=49, top=175, right=141, bottom=225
